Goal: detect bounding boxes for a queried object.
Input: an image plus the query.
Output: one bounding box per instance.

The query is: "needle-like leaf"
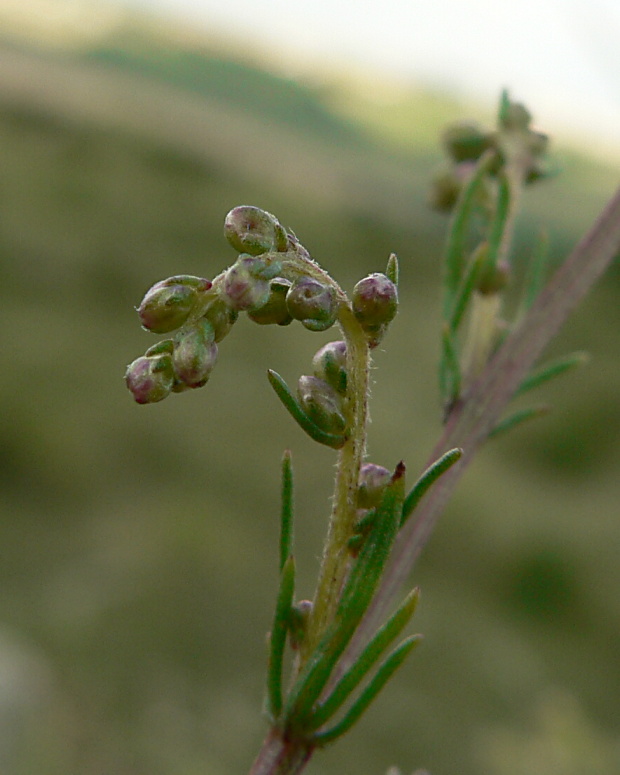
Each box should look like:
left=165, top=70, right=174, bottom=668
left=267, top=555, right=296, bottom=720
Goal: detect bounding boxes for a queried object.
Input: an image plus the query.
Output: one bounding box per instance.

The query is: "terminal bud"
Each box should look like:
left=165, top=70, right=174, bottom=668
left=442, top=122, right=492, bottom=163
left=352, top=273, right=398, bottom=344
left=224, top=205, right=288, bottom=255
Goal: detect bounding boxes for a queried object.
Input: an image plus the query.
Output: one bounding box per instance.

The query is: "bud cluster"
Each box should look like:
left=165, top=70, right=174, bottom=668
left=126, top=206, right=346, bottom=405
left=429, top=92, right=550, bottom=213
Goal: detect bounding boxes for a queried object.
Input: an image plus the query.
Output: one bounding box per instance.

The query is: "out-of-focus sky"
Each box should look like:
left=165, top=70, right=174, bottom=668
left=119, top=0, right=620, bottom=152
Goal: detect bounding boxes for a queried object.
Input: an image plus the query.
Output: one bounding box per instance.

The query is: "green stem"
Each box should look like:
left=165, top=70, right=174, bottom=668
left=302, top=305, right=371, bottom=661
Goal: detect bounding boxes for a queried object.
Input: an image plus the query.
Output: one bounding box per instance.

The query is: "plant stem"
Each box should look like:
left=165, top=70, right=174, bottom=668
left=248, top=728, right=314, bottom=775
left=342, top=182, right=620, bottom=673
left=302, top=305, right=370, bottom=660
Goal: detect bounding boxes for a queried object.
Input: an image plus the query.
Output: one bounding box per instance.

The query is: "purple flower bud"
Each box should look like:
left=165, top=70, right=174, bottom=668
left=286, top=277, right=338, bottom=332
left=125, top=353, right=175, bottom=404
left=224, top=206, right=288, bottom=255
left=247, top=278, right=293, bottom=326
left=223, top=256, right=271, bottom=312
left=297, top=375, right=346, bottom=434
left=138, top=276, right=211, bottom=334
left=357, top=463, right=392, bottom=509
left=172, top=320, right=218, bottom=388
left=352, top=274, right=398, bottom=345
left=312, top=340, right=347, bottom=394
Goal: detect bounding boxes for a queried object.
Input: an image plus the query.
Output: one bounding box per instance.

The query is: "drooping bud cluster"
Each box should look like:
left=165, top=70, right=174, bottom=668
left=352, top=272, right=398, bottom=347
left=126, top=205, right=345, bottom=407
left=429, top=91, right=550, bottom=213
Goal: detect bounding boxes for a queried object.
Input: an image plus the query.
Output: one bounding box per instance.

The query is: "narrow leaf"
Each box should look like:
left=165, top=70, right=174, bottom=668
left=267, top=555, right=296, bottom=720
left=267, top=369, right=346, bottom=449
left=386, top=253, right=399, bottom=286
left=485, top=171, right=511, bottom=269
left=280, top=450, right=294, bottom=572
left=449, top=243, right=487, bottom=332
left=443, top=150, right=496, bottom=319
left=489, top=404, right=550, bottom=439
left=440, top=324, right=461, bottom=413
left=401, top=448, right=463, bottom=527
left=312, top=635, right=421, bottom=746
left=308, top=588, right=420, bottom=731
left=515, top=351, right=588, bottom=397
left=284, top=465, right=405, bottom=725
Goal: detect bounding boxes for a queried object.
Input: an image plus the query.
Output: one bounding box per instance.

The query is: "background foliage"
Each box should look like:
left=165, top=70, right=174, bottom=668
left=0, top=20, right=619, bottom=775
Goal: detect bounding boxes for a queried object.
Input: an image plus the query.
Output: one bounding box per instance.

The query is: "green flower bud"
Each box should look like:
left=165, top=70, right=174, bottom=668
left=224, top=205, right=288, bottom=255
left=125, top=352, right=175, bottom=404
left=499, top=100, right=532, bottom=131
left=477, top=259, right=510, bottom=295
left=247, top=278, right=293, bottom=326
left=297, top=375, right=346, bottom=434
left=173, top=319, right=218, bottom=388
left=352, top=273, right=398, bottom=330
left=442, top=122, right=492, bottom=163
left=138, top=276, right=211, bottom=334
left=286, top=277, right=338, bottom=332
left=223, top=256, right=271, bottom=312
left=357, top=463, right=392, bottom=509
left=202, top=296, right=238, bottom=342
left=312, top=340, right=347, bottom=394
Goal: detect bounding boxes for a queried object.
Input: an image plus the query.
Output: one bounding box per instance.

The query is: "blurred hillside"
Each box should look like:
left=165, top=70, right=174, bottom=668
left=0, top=7, right=619, bottom=775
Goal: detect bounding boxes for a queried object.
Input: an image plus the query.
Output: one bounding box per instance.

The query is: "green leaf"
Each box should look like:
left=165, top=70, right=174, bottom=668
left=449, top=243, right=487, bottom=332
left=267, top=369, right=346, bottom=449
left=489, top=404, right=550, bottom=439
left=386, top=253, right=399, bottom=287
left=267, top=555, right=296, bottom=720
left=440, top=324, right=461, bottom=414
left=515, top=352, right=588, bottom=397
left=308, top=588, right=420, bottom=731
left=311, top=635, right=420, bottom=746
left=284, top=465, right=406, bottom=727
left=401, top=448, right=463, bottom=527
left=443, top=150, right=496, bottom=320
left=280, top=450, right=294, bottom=572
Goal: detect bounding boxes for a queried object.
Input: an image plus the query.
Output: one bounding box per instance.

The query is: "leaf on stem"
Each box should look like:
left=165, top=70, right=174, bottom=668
left=386, top=253, right=399, bottom=287
left=284, top=465, right=406, bottom=727
left=307, top=588, right=420, bottom=731
left=519, top=229, right=550, bottom=313
left=267, top=369, right=346, bottom=449
left=267, top=555, right=296, bottom=720
left=515, top=351, right=589, bottom=397
left=440, top=324, right=461, bottom=414
left=311, top=635, right=421, bottom=747
left=401, top=448, right=463, bottom=527
left=280, top=450, right=294, bottom=572
left=488, top=404, right=550, bottom=439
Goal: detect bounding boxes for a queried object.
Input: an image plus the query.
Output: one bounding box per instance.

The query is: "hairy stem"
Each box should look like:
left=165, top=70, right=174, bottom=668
left=248, top=728, right=314, bottom=775
left=302, top=305, right=370, bottom=659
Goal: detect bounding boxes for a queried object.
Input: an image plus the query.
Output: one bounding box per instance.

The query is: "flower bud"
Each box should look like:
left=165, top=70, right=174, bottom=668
left=223, top=255, right=271, bottom=312
left=297, top=375, right=346, bottom=434
left=357, top=463, right=392, bottom=509
left=138, top=275, right=211, bottom=334
left=202, top=296, right=238, bottom=342
left=312, top=340, right=347, bottom=394
left=441, top=122, right=492, bottom=163
left=224, top=205, right=288, bottom=255
left=352, top=273, right=398, bottom=331
left=173, top=319, right=218, bottom=388
left=125, top=352, right=175, bottom=404
left=247, top=278, right=293, bottom=326
left=286, top=277, right=338, bottom=332
left=499, top=100, right=532, bottom=131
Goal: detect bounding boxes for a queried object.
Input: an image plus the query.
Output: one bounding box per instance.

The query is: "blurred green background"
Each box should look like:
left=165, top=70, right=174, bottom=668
left=0, top=12, right=619, bottom=775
